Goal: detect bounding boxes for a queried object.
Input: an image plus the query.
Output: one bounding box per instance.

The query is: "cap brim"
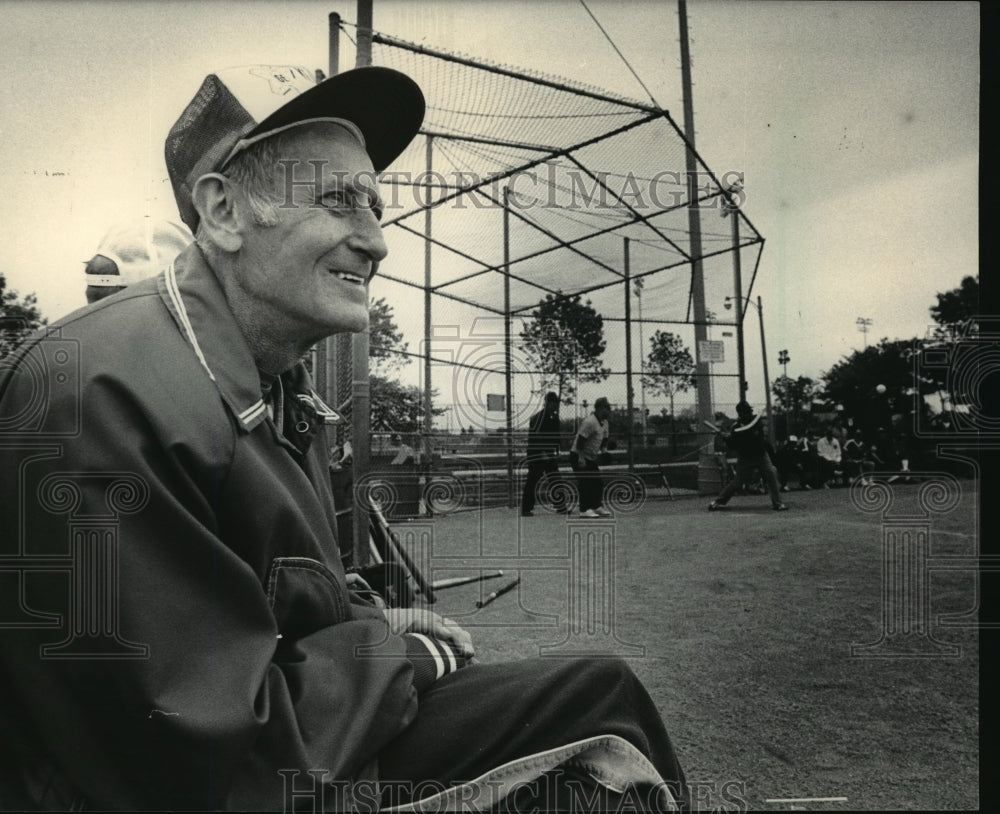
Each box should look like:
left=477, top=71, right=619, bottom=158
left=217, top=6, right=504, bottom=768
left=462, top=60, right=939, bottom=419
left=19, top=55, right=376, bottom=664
left=244, top=66, right=424, bottom=172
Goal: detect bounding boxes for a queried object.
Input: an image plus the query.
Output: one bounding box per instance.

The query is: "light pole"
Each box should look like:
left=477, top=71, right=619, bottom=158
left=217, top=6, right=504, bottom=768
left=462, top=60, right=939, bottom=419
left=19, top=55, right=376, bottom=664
left=725, top=295, right=774, bottom=441
left=721, top=180, right=746, bottom=402
left=856, top=317, right=873, bottom=350
left=634, top=277, right=648, bottom=446
left=777, top=349, right=790, bottom=435
left=778, top=349, right=790, bottom=379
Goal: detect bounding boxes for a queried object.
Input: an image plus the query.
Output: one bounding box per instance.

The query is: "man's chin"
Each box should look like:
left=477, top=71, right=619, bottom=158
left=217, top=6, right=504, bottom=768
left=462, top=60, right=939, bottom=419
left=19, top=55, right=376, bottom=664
left=321, top=313, right=369, bottom=336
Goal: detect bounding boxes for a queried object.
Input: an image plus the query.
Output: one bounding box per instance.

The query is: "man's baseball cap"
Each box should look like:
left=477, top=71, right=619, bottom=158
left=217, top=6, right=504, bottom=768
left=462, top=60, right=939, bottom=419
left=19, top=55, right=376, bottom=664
left=165, top=65, right=425, bottom=230
left=85, top=218, right=193, bottom=286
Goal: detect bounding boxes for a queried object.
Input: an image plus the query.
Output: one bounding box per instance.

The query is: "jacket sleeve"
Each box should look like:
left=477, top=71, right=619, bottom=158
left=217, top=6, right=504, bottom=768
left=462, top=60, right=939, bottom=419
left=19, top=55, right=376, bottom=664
left=0, top=359, right=419, bottom=810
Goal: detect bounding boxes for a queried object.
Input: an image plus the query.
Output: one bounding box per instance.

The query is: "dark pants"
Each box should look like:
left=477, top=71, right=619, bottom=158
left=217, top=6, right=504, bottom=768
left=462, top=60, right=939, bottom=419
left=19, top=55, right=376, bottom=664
left=521, top=457, right=562, bottom=513
left=377, top=657, right=689, bottom=811
left=843, top=458, right=874, bottom=484
left=573, top=458, right=603, bottom=512
left=818, top=457, right=839, bottom=486
left=714, top=452, right=783, bottom=508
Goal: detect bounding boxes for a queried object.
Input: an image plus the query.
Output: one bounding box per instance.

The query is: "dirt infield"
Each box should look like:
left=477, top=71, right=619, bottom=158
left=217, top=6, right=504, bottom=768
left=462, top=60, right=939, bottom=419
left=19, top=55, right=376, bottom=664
left=413, top=476, right=980, bottom=811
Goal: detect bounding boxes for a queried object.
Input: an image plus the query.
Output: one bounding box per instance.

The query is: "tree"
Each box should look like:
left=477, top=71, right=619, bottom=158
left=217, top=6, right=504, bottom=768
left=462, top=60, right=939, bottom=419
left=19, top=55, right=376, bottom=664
left=915, top=275, right=980, bottom=416
left=369, top=296, right=409, bottom=377
left=772, top=375, right=817, bottom=434
left=370, top=377, right=444, bottom=433
left=519, top=293, right=609, bottom=404
left=930, top=275, right=978, bottom=335
left=0, top=274, right=46, bottom=359
left=365, top=298, right=444, bottom=432
left=820, top=338, right=935, bottom=432
left=641, top=330, right=695, bottom=420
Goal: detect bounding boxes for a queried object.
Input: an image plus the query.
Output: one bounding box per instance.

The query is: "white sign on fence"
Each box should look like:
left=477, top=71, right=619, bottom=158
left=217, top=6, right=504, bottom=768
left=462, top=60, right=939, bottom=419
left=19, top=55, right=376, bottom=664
left=699, top=340, right=725, bottom=363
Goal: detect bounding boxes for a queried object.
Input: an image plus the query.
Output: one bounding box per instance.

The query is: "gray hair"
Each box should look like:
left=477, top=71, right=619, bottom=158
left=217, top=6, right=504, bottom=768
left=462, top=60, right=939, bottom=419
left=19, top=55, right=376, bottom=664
left=223, top=134, right=291, bottom=227
left=194, top=132, right=293, bottom=251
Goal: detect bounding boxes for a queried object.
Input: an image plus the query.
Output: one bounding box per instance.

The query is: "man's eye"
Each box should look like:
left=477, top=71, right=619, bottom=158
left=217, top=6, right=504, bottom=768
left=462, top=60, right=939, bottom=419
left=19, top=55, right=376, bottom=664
left=318, top=191, right=382, bottom=220
left=319, top=191, right=351, bottom=209
left=354, top=190, right=383, bottom=220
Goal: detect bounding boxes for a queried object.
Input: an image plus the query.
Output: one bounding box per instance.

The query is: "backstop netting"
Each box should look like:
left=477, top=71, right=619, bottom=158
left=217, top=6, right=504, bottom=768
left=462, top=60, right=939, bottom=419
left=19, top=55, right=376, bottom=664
left=328, top=25, right=765, bottom=522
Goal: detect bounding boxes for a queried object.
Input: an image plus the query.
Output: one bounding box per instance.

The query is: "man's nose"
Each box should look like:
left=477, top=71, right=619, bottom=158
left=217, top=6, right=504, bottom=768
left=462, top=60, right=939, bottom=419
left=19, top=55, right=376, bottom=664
left=349, top=207, right=388, bottom=264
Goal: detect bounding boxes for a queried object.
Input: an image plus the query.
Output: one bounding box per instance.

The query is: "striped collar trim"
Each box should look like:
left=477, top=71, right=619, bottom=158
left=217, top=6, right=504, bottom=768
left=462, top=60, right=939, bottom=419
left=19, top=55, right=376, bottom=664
left=295, top=390, right=343, bottom=424
left=164, top=262, right=215, bottom=383
left=733, top=413, right=761, bottom=432
left=238, top=399, right=269, bottom=426
left=163, top=261, right=268, bottom=433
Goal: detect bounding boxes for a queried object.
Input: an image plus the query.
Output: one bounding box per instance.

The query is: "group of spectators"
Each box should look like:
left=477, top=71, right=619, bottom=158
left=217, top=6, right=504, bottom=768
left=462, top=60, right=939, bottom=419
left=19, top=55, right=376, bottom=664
left=771, top=422, right=910, bottom=491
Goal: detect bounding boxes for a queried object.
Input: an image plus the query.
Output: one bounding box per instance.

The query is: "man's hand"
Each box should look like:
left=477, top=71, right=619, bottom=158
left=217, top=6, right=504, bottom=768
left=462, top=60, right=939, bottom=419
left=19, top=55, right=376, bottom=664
left=382, top=607, right=474, bottom=659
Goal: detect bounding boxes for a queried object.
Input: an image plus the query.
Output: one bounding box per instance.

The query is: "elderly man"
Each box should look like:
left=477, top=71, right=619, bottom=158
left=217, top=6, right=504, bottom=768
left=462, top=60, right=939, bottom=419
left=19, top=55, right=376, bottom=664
left=0, top=66, right=687, bottom=811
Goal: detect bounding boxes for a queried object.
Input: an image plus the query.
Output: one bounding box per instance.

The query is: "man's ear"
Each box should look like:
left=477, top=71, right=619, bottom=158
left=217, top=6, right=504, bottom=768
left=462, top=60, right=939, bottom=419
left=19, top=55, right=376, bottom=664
left=191, top=173, right=244, bottom=252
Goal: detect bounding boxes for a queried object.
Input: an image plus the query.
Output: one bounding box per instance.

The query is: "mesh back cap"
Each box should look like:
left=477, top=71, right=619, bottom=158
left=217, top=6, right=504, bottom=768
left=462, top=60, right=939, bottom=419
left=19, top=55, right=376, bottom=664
left=165, top=65, right=425, bottom=230
left=87, top=218, right=193, bottom=286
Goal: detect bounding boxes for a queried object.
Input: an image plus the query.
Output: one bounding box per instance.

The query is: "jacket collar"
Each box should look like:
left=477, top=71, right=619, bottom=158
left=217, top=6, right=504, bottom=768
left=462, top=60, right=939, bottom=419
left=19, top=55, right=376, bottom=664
left=157, top=244, right=340, bottom=433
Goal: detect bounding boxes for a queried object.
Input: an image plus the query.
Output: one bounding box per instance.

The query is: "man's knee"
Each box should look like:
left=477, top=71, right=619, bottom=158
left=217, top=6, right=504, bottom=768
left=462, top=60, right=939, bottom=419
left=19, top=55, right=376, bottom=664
left=559, top=657, right=646, bottom=705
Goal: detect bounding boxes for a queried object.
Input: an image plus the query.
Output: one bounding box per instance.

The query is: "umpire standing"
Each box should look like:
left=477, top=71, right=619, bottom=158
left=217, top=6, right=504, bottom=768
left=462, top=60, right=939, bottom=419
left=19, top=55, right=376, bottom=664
left=520, top=391, right=563, bottom=516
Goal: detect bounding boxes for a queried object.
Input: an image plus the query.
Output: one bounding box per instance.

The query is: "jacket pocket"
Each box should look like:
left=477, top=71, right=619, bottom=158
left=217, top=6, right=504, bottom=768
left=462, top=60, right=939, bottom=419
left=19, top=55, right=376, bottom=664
left=264, top=557, right=347, bottom=640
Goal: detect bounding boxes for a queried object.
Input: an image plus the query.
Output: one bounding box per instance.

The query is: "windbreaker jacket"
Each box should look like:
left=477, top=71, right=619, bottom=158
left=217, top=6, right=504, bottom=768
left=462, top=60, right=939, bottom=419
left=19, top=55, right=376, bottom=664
left=525, top=408, right=561, bottom=458
left=724, top=413, right=769, bottom=459
left=0, top=245, right=418, bottom=810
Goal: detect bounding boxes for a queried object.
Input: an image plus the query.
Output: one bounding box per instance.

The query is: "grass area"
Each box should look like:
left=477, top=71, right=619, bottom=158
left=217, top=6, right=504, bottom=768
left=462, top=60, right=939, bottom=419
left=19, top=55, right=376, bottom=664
left=402, top=480, right=980, bottom=811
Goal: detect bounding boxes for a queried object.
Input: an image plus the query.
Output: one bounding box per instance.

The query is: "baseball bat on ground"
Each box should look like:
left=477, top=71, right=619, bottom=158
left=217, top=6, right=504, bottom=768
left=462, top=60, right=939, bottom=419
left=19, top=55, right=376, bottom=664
left=432, top=571, right=504, bottom=590
left=475, top=576, right=521, bottom=609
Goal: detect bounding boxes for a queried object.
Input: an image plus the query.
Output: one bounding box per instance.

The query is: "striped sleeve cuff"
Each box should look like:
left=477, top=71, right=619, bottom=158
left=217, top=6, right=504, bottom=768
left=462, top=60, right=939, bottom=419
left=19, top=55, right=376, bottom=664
left=403, top=633, right=469, bottom=692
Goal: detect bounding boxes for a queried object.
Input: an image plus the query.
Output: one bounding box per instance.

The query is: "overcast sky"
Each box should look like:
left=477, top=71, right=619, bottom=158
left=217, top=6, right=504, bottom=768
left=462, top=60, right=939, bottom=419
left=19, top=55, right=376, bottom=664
left=0, top=0, right=979, bottom=411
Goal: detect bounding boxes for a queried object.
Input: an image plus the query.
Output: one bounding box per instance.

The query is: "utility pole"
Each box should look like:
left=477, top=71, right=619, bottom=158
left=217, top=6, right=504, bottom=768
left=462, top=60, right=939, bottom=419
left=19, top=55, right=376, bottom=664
left=317, top=12, right=342, bottom=416
left=678, top=0, right=716, bottom=495
left=730, top=204, right=746, bottom=402
left=634, top=277, right=648, bottom=446
left=624, top=237, right=635, bottom=469
left=350, top=0, right=374, bottom=564
left=757, top=296, right=774, bottom=442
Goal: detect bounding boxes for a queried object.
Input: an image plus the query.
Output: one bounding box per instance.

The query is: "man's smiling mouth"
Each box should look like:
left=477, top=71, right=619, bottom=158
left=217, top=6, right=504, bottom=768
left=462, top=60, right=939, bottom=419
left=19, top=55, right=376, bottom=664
left=332, top=270, right=366, bottom=285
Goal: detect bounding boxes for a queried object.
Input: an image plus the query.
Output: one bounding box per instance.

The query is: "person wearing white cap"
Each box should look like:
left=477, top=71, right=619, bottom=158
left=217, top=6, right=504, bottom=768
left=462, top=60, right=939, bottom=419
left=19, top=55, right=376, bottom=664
left=0, top=66, right=687, bottom=811
left=84, top=218, right=192, bottom=303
